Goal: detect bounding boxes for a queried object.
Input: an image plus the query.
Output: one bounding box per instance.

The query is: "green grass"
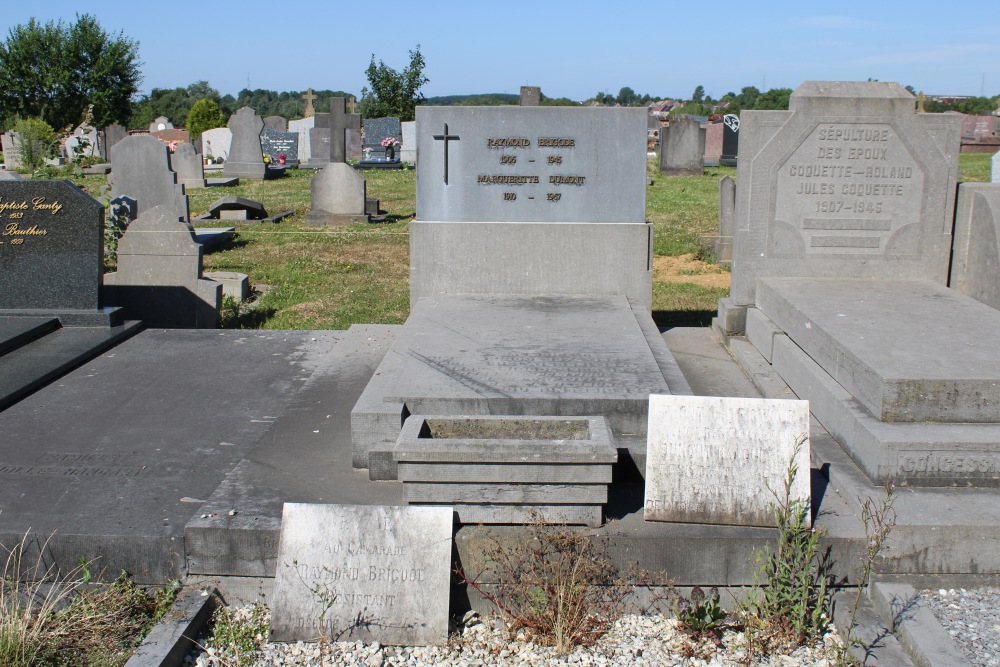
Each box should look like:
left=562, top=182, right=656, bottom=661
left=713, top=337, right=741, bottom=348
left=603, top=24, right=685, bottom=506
left=57, top=152, right=993, bottom=330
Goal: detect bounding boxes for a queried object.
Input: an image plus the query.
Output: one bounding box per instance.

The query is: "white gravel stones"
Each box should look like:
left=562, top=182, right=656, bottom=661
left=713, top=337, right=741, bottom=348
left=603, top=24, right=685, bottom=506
left=187, top=607, right=843, bottom=667
left=920, top=587, right=1000, bottom=667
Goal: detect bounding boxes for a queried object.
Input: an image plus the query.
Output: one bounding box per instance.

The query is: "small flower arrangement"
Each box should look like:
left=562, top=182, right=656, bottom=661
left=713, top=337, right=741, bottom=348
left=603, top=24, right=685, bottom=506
left=168, top=141, right=178, bottom=153
left=381, top=137, right=399, bottom=148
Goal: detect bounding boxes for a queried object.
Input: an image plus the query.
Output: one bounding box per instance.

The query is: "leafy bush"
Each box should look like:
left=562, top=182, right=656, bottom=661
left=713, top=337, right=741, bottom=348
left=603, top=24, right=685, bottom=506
left=186, top=98, right=225, bottom=139
left=11, top=117, right=56, bottom=171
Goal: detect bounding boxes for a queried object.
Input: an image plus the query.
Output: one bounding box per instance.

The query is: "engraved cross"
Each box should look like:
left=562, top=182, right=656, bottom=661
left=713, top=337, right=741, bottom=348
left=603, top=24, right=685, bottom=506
left=433, top=123, right=460, bottom=184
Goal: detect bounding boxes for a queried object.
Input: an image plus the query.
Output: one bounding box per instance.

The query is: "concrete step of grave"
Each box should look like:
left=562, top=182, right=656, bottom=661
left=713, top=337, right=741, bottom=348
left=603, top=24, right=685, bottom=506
left=445, top=504, right=602, bottom=527
left=757, top=277, right=1000, bottom=423
left=402, top=483, right=608, bottom=504
left=0, top=320, right=143, bottom=411
left=0, top=316, right=59, bottom=357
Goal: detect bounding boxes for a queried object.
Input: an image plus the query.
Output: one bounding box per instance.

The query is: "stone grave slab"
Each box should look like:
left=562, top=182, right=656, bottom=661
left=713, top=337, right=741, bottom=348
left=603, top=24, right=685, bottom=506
left=223, top=107, right=266, bottom=180
left=520, top=86, right=541, bottom=106
left=328, top=97, right=360, bottom=164
left=644, top=395, right=810, bottom=527
left=660, top=116, right=705, bottom=176
left=721, top=113, right=739, bottom=166
left=150, top=116, right=173, bottom=132
left=208, top=196, right=267, bottom=221
left=110, top=135, right=189, bottom=222
left=306, top=163, right=368, bottom=226
left=263, top=116, right=288, bottom=132
left=171, top=143, right=206, bottom=190
left=757, top=277, right=1000, bottom=424
left=0, top=170, right=22, bottom=181
left=950, top=183, right=1000, bottom=311
left=993, top=151, right=1000, bottom=183
left=394, top=415, right=616, bottom=526
left=352, top=293, right=689, bottom=478
left=201, top=127, right=232, bottom=162
left=270, top=503, right=452, bottom=645
left=362, top=116, right=400, bottom=161
left=260, top=129, right=299, bottom=165
left=102, top=123, right=127, bottom=161
left=400, top=121, right=415, bottom=163
left=289, top=117, right=313, bottom=165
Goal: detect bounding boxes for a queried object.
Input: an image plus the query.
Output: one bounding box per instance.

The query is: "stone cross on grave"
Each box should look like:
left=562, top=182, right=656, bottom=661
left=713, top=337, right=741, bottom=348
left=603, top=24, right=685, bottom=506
left=917, top=90, right=926, bottom=113
left=328, top=96, right=360, bottom=163
left=433, top=123, right=459, bottom=184
left=348, top=96, right=357, bottom=114
left=302, top=88, right=317, bottom=118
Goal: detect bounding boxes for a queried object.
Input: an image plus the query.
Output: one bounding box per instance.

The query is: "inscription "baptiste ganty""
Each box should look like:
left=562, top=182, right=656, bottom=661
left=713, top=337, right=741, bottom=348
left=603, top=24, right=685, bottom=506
left=0, top=197, right=64, bottom=215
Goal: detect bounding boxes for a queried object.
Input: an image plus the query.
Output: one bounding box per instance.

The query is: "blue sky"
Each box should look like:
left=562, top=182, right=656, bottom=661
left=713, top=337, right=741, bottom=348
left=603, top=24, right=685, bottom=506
left=6, top=1, right=1000, bottom=101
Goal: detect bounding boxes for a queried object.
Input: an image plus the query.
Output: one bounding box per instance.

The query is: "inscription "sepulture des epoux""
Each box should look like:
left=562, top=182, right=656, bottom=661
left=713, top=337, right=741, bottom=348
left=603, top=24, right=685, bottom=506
left=479, top=136, right=585, bottom=203
left=774, top=123, right=923, bottom=255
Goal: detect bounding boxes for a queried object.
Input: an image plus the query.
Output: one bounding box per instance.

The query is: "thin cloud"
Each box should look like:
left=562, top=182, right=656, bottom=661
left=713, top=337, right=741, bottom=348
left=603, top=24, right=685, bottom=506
left=791, top=15, right=883, bottom=29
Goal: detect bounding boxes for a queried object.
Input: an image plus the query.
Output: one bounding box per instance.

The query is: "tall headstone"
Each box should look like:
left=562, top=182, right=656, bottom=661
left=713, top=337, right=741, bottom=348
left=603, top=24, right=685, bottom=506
left=329, top=97, right=361, bottom=163
left=0, top=180, right=107, bottom=321
left=400, top=121, right=416, bottom=163
left=645, top=395, right=810, bottom=526
left=949, top=184, right=1000, bottom=310
left=102, top=123, right=127, bottom=162
left=992, top=151, right=1000, bottom=183
left=201, top=127, right=232, bottom=161
left=1, top=132, right=22, bottom=170
left=223, top=107, right=266, bottom=180
left=149, top=116, right=174, bottom=133
left=65, top=123, right=98, bottom=162
left=301, top=88, right=317, bottom=118
left=103, top=205, right=221, bottom=328
left=289, top=117, right=314, bottom=164
left=270, top=504, right=453, bottom=645
left=307, top=113, right=331, bottom=167
left=362, top=117, right=401, bottom=161
left=109, top=135, right=189, bottom=222
left=720, top=113, right=739, bottom=166
left=704, top=122, right=723, bottom=166
left=263, top=116, right=288, bottom=132
left=712, top=174, right=735, bottom=262
left=170, top=143, right=206, bottom=190
left=520, top=86, right=541, bottom=106
left=660, top=116, right=705, bottom=176
left=306, top=163, right=368, bottom=225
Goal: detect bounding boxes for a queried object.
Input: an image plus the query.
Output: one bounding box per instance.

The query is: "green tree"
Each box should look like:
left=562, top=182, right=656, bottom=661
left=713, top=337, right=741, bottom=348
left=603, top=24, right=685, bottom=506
left=360, top=45, right=428, bottom=121
left=692, top=85, right=705, bottom=103
left=186, top=99, right=225, bottom=139
left=753, top=88, right=793, bottom=110
left=738, top=86, right=760, bottom=109
left=0, top=14, right=141, bottom=130
left=617, top=86, right=638, bottom=106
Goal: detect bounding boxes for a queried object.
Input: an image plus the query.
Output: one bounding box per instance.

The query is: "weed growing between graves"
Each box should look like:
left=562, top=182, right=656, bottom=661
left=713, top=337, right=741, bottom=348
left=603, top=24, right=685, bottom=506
left=673, top=585, right=730, bottom=645
left=740, top=435, right=832, bottom=659
left=200, top=601, right=269, bottom=667
left=454, top=523, right=635, bottom=655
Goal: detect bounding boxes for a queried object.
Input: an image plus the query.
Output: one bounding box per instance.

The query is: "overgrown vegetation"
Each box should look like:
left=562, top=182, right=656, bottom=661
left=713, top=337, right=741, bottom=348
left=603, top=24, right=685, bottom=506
left=0, top=534, right=178, bottom=667
left=454, top=523, right=634, bottom=655
left=201, top=602, right=269, bottom=667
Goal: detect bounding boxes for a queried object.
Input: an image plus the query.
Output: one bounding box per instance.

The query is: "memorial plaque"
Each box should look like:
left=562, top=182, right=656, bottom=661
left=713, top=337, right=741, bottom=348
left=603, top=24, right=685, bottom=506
left=260, top=129, right=299, bottom=164
left=0, top=180, right=104, bottom=311
left=644, top=395, right=810, bottom=527
left=270, top=503, right=453, bottom=646
left=416, top=106, right=646, bottom=223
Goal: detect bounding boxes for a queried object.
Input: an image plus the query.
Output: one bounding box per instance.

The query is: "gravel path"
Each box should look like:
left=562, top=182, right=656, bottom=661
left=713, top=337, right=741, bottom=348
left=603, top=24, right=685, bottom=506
left=919, top=587, right=1000, bottom=667
left=185, top=608, right=843, bottom=667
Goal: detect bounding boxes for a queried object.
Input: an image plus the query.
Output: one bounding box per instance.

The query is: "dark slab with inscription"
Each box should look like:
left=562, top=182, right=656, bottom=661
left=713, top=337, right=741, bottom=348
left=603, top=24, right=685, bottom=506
left=260, top=129, right=299, bottom=165
left=0, top=328, right=345, bottom=582
left=270, top=503, right=453, bottom=645
left=362, top=116, right=401, bottom=161
left=0, top=180, right=122, bottom=326
left=352, top=294, right=691, bottom=479
left=720, top=113, right=739, bottom=166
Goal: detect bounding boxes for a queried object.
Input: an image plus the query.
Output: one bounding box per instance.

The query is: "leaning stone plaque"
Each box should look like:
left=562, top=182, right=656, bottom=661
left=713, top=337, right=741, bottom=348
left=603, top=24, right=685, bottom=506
left=0, top=180, right=104, bottom=312
left=416, top=106, right=646, bottom=223
left=644, top=395, right=810, bottom=527
left=270, top=503, right=453, bottom=645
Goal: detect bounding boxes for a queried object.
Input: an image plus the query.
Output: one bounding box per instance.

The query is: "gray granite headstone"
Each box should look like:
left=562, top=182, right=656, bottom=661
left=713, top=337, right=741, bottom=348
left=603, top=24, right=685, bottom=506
left=362, top=117, right=401, bottom=160
left=660, top=116, right=705, bottom=176
left=720, top=113, right=739, bottom=166
left=102, top=124, right=127, bottom=161
left=260, top=129, right=299, bottom=165
left=170, top=143, right=206, bottom=190
left=948, top=184, right=1000, bottom=310
left=289, top=117, right=314, bottom=163
left=329, top=97, right=361, bottom=163
left=415, top=106, right=646, bottom=223
left=400, top=121, right=416, bottom=164
left=103, top=205, right=221, bottom=328
left=347, top=128, right=362, bottom=161
left=713, top=174, right=735, bottom=262
left=729, top=81, right=963, bottom=306
left=150, top=116, right=174, bottom=133
left=223, top=107, right=266, bottom=180
left=201, top=127, right=232, bottom=161
left=270, top=503, right=453, bottom=645
left=992, top=151, right=1000, bottom=183
left=0, top=180, right=104, bottom=312
left=644, top=395, right=810, bottom=527
left=520, top=86, right=541, bottom=106
left=109, top=135, right=189, bottom=222
left=2, top=132, right=22, bottom=170
left=307, top=112, right=331, bottom=167
left=263, top=116, right=288, bottom=132
left=306, top=163, right=367, bottom=225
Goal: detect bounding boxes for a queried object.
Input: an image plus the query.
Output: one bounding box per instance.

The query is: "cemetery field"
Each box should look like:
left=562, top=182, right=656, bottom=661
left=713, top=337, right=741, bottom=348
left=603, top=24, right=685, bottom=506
left=68, top=153, right=990, bottom=330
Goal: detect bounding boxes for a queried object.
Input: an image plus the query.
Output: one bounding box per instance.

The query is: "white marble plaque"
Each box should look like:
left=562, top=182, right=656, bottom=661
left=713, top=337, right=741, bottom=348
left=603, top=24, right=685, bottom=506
left=644, top=395, right=810, bottom=526
left=270, top=503, right=453, bottom=645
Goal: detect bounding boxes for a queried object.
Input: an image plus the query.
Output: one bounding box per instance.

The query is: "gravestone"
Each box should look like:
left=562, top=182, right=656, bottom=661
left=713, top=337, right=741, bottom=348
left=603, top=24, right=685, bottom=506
left=149, top=116, right=173, bottom=133
left=520, top=86, right=541, bottom=106
left=263, top=116, right=288, bottom=132
left=109, top=135, right=189, bottom=222
left=307, top=112, right=331, bottom=167
left=992, top=151, right=1000, bottom=183
left=0, top=170, right=23, bottom=181
left=288, top=117, right=314, bottom=165
left=260, top=129, right=299, bottom=165
left=270, top=503, right=452, bottom=645
left=1, top=133, right=22, bottom=170
left=306, top=163, right=368, bottom=225
left=347, top=127, right=362, bottom=161
left=704, top=122, right=723, bottom=166
left=170, top=143, right=206, bottom=190
left=0, top=181, right=107, bottom=319
left=400, top=121, right=416, bottom=163
left=362, top=117, right=401, bottom=161
left=102, top=124, right=127, bottom=161
left=949, top=183, right=1000, bottom=311
left=720, top=113, right=739, bottom=166
left=103, top=205, right=221, bottom=328
left=709, top=175, right=735, bottom=262
left=223, top=107, right=266, bottom=180
left=65, top=124, right=98, bottom=162
left=302, top=88, right=318, bottom=117
left=644, top=395, right=810, bottom=526
left=201, top=127, right=232, bottom=161
left=329, top=97, right=360, bottom=163
left=660, top=116, right=705, bottom=175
